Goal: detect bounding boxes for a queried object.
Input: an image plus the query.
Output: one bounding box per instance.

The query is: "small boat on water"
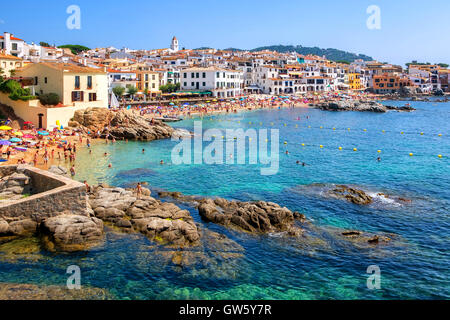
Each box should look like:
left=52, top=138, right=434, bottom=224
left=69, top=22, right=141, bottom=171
left=155, top=117, right=183, bottom=123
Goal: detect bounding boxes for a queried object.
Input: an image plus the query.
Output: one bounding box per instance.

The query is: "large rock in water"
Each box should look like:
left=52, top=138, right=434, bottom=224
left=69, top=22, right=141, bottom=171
left=197, top=198, right=305, bottom=234
left=72, top=107, right=175, bottom=141
left=88, top=186, right=200, bottom=247
left=313, top=100, right=387, bottom=113
left=329, top=185, right=373, bottom=205
left=40, top=215, right=104, bottom=252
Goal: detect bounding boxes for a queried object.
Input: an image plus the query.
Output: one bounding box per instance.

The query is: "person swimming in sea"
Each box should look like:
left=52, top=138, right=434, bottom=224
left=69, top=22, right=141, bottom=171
left=377, top=157, right=381, bottom=162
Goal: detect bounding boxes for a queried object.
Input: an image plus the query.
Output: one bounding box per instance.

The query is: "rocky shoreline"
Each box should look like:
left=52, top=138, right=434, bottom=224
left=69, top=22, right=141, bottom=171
left=311, top=100, right=415, bottom=113
left=0, top=178, right=401, bottom=256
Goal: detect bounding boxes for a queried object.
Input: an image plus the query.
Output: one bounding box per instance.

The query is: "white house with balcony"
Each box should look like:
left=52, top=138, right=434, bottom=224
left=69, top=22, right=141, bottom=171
left=180, top=67, right=243, bottom=98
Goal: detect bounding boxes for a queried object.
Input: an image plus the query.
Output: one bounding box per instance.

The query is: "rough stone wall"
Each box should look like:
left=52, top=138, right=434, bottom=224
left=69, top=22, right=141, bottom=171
left=0, top=165, right=88, bottom=224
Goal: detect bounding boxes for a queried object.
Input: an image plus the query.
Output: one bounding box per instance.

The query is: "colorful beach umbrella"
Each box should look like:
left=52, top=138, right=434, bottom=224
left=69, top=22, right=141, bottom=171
left=14, top=131, right=24, bottom=136
left=38, top=131, right=49, bottom=136
left=0, top=126, right=12, bottom=131
left=0, top=140, right=12, bottom=146
left=9, top=137, right=22, bottom=143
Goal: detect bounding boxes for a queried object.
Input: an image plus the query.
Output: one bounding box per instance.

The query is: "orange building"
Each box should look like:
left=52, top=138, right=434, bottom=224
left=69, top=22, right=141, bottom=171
left=372, top=73, right=412, bottom=93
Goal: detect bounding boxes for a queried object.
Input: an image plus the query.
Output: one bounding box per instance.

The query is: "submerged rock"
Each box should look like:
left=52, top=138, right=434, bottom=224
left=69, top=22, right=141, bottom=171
left=0, top=283, right=112, bottom=300
left=329, top=185, right=373, bottom=205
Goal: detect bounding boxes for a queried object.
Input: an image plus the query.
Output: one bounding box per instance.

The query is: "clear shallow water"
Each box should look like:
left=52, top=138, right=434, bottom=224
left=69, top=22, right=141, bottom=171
left=1, top=100, right=449, bottom=299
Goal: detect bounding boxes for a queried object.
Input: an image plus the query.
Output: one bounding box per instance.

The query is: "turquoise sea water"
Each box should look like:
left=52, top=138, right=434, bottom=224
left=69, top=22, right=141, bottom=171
left=1, top=100, right=449, bottom=299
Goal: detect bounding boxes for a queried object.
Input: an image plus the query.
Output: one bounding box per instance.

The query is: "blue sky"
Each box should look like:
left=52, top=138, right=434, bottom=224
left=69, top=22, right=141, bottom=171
left=1, top=0, right=449, bottom=66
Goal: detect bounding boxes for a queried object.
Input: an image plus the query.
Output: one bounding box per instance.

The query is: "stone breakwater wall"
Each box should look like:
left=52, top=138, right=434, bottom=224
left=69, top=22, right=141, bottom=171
left=0, top=165, right=88, bottom=223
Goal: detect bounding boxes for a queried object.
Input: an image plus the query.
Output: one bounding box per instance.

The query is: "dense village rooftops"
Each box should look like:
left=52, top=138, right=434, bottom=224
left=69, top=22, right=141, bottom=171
left=107, top=69, right=136, bottom=73
left=182, top=66, right=241, bottom=73
left=19, top=62, right=106, bottom=74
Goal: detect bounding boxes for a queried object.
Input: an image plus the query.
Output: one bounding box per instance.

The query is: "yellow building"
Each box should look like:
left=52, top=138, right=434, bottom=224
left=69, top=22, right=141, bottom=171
left=0, top=50, right=23, bottom=77
left=16, top=62, right=108, bottom=108
left=135, top=66, right=161, bottom=97
left=347, top=73, right=362, bottom=90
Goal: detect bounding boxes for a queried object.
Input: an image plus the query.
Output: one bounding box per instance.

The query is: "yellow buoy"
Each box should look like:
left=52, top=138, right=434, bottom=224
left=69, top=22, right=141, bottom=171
left=338, top=147, right=342, bottom=150
left=221, top=136, right=224, bottom=139
left=347, top=128, right=350, bottom=131
left=308, top=126, right=311, bottom=128
left=363, top=129, right=367, bottom=132
left=333, top=127, right=336, bottom=130
left=320, top=126, right=323, bottom=129
left=377, top=150, right=382, bottom=153
left=420, top=132, right=424, bottom=135
left=401, top=132, right=404, bottom=134
left=438, top=134, right=442, bottom=137
left=301, top=143, right=305, bottom=147
left=284, top=123, right=287, bottom=127
left=353, top=148, right=358, bottom=152
left=438, top=154, right=443, bottom=158
left=320, top=145, right=324, bottom=148
left=409, top=153, right=413, bottom=156
left=382, top=130, right=385, bottom=133
left=284, top=141, right=287, bottom=145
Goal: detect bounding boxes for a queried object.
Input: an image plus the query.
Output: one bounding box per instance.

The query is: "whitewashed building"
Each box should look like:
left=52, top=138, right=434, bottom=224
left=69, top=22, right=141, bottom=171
left=180, top=67, right=243, bottom=98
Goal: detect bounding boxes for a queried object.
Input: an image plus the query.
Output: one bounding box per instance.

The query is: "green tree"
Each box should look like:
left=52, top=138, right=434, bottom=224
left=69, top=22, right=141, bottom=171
left=39, top=42, right=51, bottom=47
left=57, top=45, right=90, bottom=55
left=143, top=87, right=150, bottom=100
left=126, top=85, right=138, bottom=98
left=38, top=93, right=60, bottom=106
left=112, top=86, right=125, bottom=97
left=9, top=69, right=16, bottom=77
left=0, top=79, right=35, bottom=101
left=159, top=83, right=180, bottom=93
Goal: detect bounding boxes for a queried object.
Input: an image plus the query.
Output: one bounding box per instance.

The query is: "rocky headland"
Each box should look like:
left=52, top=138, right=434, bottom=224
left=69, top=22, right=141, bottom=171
left=69, top=107, right=179, bottom=141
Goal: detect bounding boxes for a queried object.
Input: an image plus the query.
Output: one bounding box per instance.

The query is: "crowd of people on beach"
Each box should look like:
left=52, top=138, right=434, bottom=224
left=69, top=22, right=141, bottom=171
left=0, top=92, right=384, bottom=175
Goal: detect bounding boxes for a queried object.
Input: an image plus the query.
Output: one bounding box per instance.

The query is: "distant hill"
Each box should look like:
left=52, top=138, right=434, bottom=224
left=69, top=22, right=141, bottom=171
left=250, top=45, right=373, bottom=62
left=194, top=44, right=373, bottom=62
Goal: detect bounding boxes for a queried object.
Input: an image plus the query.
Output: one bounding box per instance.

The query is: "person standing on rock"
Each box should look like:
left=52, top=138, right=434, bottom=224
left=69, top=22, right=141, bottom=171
left=135, top=183, right=143, bottom=199
left=70, top=166, right=76, bottom=177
